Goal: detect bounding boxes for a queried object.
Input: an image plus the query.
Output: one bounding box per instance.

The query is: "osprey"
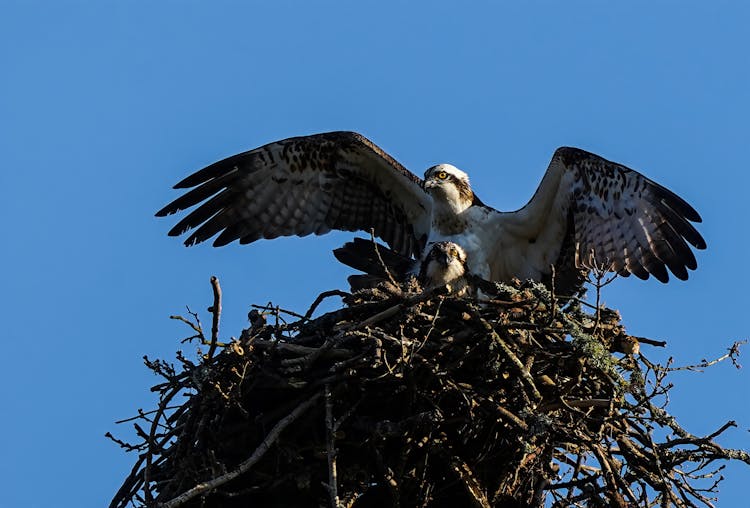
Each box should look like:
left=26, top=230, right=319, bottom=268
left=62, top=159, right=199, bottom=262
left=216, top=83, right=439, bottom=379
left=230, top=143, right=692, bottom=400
left=334, top=239, right=470, bottom=295
left=419, top=241, right=469, bottom=295
left=156, top=131, right=705, bottom=294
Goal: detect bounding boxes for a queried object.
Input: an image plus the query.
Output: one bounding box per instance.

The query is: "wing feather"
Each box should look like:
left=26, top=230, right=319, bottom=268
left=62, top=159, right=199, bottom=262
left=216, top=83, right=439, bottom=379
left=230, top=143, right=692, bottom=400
left=213, top=221, right=246, bottom=247
left=186, top=208, right=233, bottom=246
left=156, top=131, right=432, bottom=257
left=654, top=200, right=705, bottom=250
left=660, top=222, right=697, bottom=271
left=624, top=249, right=649, bottom=280
left=167, top=189, right=233, bottom=238
left=494, top=147, right=705, bottom=285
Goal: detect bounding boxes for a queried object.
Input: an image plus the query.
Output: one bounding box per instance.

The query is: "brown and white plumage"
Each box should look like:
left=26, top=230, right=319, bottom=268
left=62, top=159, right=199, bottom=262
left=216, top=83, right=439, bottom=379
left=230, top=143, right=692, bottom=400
left=487, top=147, right=706, bottom=287
left=157, top=131, right=705, bottom=293
left=156, top=132, right=431, bottom=258
left=418, top=241, right=469, bottom=294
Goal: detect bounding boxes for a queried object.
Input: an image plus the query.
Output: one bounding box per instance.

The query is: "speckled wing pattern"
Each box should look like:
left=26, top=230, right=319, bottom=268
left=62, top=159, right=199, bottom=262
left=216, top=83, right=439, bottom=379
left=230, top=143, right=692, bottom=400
left=156, top=132, right=432, bottom=258
left=530, top=147, right=706, bottom=282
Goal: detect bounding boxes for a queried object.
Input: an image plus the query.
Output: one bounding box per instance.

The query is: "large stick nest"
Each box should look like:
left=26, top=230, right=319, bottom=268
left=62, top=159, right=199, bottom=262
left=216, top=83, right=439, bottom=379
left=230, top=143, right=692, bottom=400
left=110, top=277, right=748, bottom=508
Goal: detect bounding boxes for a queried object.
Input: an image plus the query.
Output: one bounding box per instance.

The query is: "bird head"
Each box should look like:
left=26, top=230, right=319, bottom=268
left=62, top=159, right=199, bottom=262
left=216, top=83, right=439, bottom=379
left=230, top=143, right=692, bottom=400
left=423, top=164, right=474, bottom=211
left=421, top=241, right=468, bottom=286
left=431, top=241, right=467, bottom=267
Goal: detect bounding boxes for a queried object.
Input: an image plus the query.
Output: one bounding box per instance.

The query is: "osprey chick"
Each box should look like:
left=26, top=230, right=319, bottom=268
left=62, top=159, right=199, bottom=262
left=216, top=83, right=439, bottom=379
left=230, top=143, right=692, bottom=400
left=334, top=239, right=470, bottom=295
left=157, top=131, right=706, bottom=294
left=419, top=241, right=469, bottom=295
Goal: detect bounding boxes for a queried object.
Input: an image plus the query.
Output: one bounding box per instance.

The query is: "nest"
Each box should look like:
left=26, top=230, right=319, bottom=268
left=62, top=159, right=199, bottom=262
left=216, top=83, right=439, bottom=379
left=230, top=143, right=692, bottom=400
left=109, top=276, right=748, bottom=508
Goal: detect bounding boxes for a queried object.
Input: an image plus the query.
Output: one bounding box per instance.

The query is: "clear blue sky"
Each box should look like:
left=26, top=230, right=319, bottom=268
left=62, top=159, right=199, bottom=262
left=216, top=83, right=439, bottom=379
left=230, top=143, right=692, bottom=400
left=2, top=2, right=748, bottom=506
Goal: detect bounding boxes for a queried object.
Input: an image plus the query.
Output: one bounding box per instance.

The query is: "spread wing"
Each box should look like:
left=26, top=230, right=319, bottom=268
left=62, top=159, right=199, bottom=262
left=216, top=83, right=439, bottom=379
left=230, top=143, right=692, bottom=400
left=156, top=131, right=432, bottom=257
left=493, top=147, right=706, bottom=284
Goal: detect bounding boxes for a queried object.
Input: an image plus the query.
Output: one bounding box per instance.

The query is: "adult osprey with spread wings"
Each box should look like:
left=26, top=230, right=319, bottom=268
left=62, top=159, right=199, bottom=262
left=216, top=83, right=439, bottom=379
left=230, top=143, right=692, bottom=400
left=156, top=131, right=705, bottom=294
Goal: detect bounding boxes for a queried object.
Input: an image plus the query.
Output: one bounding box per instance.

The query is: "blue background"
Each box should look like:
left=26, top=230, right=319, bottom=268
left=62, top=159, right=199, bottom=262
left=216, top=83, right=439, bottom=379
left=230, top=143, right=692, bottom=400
left=2, top=2, right=748, bottom=506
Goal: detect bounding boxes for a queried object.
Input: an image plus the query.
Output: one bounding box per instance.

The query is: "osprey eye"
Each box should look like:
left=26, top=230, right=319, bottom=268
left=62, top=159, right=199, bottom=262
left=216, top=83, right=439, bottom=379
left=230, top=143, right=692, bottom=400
left=450, top=247, right=458, bottom=257
left=437, top=171, right=448, bottom=180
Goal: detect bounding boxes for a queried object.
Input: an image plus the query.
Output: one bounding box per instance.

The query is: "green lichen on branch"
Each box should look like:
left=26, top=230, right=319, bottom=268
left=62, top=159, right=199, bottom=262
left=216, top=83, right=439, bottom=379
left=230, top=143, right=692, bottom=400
left=109, top=278, right=748, bottom=508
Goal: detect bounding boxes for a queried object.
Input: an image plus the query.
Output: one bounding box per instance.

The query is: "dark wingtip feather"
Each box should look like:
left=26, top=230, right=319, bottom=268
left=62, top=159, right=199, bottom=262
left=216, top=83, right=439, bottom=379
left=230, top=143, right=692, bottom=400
left=333, top=239, right=381, bottom=275
left=626, top=254, right=651, bottom=281
left=657, top=202, right=707, bottom=251
left=650, top=183, right=703, bottom=224
left=648, top=263, right=670, bottom=283
left=660, top=223, right=699, bottom=272
left=632, top=270, right=650, bottom=281
left=332, top=243, right=357, bottom=267
left=691, top=233, right=707, bottom=251
left=672, top=266, right=690, bottom=281
left=211, top=223, right=246, bottom=247
left=155, top=205, right=173, bottom=218
left=168, top=225, right=187, bottom=237
left=157, top=159, right=243, bottom=218
left=173, top=155, right=244, bottom=189
left=157, top=196, right=199, bottom=217
left=333, top=237, right=416, bottom=277
left=663, top=256, right=689, bottom=281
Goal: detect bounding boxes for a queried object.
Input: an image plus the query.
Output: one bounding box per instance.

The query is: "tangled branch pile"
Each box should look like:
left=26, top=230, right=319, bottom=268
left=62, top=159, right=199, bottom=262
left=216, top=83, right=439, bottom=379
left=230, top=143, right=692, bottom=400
left=110, top=277, right=748, bottom=508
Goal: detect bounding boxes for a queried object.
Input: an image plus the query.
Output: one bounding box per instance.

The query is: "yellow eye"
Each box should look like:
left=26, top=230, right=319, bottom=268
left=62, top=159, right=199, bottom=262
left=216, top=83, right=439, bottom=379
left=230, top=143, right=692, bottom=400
left=450, top=247, right=458, bottom=257
left=437, top=171, right=448, bottom=180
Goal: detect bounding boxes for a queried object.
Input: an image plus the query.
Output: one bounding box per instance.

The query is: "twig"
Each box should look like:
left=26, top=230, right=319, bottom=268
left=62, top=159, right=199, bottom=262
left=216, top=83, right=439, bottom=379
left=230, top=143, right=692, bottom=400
left=494, top=404, right=529, bottom=432
left=252, top=339, right=352, bottom=359
left=144, top=385, right=183, bottom=504
left=635, top=336, right=667, bottom=348
left=539, top=398, right=612, bottom=413
left=370, top=228, right=398, bottom=287
left=325, top=385, right=341, bottom=508
left=469, top=308, right=542, bottom=402
left=305, top=290, right=351, bottom=319
left=105, top=432, right=146, bottom=452
left=114, top=407, right=182, bottom=425
left=207, top=276, right=222, bottom=359
left=169, top=314, right=203, bottom=337
left=666, top=341, right=746, bottom=372
left=447, top=455, right=491, bottom=508
left=159, top=391, right=323, bottom=508
left=251, top=303, right=307, bottom=321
